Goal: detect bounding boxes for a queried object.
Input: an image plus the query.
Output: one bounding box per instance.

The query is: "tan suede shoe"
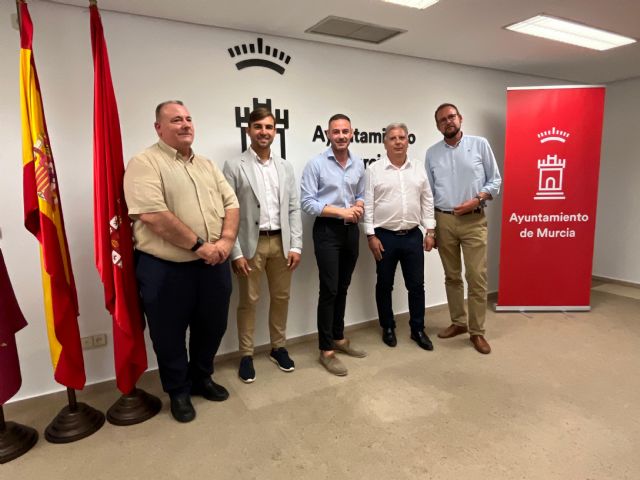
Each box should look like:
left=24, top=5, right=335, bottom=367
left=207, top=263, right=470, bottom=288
left=319, top=353, right=348, bottom=376
left=333, top=339, right=367, bottom=358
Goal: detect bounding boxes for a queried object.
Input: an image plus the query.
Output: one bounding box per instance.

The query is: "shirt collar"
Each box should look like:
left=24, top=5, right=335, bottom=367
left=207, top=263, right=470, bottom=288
left=383, top=155, right=411, bottom=170
left=325, top=147, right=352, bottom=167
left=443, top=132, right=464, bottom=149
left=157, top=139, right=194, bottom=162
left=249, top=146, right=273, bottom=165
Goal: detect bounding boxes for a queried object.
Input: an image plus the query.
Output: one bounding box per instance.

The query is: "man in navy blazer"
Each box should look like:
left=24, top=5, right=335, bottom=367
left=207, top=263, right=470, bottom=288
left=223, top=108, right=303, bottom=383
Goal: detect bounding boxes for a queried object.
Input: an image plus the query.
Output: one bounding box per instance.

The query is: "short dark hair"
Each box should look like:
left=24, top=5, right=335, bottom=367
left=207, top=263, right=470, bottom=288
left=328, top=113, right=351, bottom=128
left=434, top=103, right=460, bottom=121
left=248, top=107, right=275, bottom=126
left=155, top=100, right=184, bottom=121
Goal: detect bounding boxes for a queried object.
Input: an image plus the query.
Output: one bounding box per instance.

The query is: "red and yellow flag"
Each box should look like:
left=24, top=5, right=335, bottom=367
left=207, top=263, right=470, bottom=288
left=19, top=1, right=85, bottom=390
left=91, top=3, right=147, bottom=394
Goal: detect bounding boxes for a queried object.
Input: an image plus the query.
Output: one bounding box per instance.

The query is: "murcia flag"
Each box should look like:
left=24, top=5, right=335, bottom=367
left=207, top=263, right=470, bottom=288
left=91, top=3, right=147, bottom=394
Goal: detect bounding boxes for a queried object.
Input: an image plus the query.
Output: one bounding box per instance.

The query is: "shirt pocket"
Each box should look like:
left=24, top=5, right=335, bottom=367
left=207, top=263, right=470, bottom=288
left=208, top=187, right=226, bottom=218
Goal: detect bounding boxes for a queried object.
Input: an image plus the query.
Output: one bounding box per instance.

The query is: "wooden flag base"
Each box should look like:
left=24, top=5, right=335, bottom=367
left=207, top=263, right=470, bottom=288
left=106, top=388, right=162, bottom=426
left=0, top=406, right=38, bottom=464
left=44, top=388, right=105, bottom=444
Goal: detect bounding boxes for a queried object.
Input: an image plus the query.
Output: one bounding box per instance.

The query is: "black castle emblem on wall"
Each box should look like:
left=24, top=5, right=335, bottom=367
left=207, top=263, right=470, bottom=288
left=235, top=98, right=290, bottom=159
left=227, top=38, right=292, bottom=75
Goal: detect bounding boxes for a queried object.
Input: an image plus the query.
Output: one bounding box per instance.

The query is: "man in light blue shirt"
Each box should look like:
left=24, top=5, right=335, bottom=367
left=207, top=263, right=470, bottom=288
left=301, top=114, right=367, bottom=376
left=425, top=103, right=502, bottom=354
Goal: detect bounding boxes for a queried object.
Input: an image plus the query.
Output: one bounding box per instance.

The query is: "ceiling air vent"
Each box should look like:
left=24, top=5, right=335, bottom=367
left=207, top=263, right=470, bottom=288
left=305, top=16, right=406, bottom=44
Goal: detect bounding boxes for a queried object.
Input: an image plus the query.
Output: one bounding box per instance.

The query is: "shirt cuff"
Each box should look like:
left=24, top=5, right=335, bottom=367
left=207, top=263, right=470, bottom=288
left=310, top=201, right=325, bottom=217
left=231, top=254, right=244, bottom=261
left=423, top=219, right=436, bottom=230
left=363, top=223, right=375, bottom=236
left=289, top=248, right=302, bottom=255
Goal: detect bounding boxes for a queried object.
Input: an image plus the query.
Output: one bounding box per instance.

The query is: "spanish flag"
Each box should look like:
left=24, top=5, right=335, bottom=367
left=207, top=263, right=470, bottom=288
left=19, top=1, right=86, bottom=390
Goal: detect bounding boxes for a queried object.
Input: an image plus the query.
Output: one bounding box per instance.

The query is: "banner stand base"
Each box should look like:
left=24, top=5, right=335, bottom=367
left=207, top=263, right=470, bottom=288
left=495, top=304, right=591, bottom=312
left=106, top=388, right=162, bottom=426
left=45, top=388, right=105, bottom=444
left=0, top=406, right=38, bottom=464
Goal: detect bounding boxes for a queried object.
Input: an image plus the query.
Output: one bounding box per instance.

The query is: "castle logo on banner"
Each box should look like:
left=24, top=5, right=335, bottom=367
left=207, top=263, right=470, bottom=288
left=534, top=128, right=571, bottom=201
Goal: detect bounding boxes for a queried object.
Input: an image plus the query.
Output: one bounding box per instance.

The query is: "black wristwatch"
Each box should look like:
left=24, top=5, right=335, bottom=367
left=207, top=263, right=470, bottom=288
left=190, top=236, right=205, bottom=252
left=475, top=194, right=487, bottom=208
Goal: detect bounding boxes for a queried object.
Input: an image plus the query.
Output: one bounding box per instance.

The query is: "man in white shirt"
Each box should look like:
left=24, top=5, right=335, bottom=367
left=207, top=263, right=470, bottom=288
left=223, top=108, right=302, bottom=383
left=364, top=123, right=436, bottom=350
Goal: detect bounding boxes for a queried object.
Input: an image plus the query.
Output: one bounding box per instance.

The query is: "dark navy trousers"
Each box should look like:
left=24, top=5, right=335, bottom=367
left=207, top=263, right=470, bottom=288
left=135, top=251, right=231, bottom=396
left=374, top=227, right=425, bottom=332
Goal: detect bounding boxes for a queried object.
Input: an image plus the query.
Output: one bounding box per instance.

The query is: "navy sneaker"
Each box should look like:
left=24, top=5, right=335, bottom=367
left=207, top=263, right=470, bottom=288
left=238, top=355, right=256, bottom=383
left=269, top=347, right=295, bottom=372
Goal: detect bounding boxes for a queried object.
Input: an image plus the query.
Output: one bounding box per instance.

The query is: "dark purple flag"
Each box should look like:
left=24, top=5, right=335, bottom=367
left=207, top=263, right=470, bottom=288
left=0, top=248, right=28, bottom=405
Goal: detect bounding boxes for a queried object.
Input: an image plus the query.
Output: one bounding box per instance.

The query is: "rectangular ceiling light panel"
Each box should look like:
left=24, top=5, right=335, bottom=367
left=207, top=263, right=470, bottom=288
left=506, top=15, right=636, bottom=51
left=382, top=0, right=439, bottom=9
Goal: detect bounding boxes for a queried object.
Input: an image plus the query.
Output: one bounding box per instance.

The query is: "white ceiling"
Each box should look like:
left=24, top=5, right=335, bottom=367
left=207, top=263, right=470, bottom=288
left=51, top=0, right=640, bottom=83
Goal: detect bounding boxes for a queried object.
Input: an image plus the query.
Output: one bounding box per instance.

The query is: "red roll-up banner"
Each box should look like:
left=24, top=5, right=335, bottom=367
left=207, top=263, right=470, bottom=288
left=497, top=86, right=606, bottom=311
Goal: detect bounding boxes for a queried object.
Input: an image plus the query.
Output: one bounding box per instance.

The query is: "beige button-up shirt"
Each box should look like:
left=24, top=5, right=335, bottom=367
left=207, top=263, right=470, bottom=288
left=124, top=140, right=239, bottom=262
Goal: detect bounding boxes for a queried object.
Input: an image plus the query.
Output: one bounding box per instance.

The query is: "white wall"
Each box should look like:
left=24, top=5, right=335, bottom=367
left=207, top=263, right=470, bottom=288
left=1, top=0, right=563, bottom=401
left=593, top=77, right=640, bottom=284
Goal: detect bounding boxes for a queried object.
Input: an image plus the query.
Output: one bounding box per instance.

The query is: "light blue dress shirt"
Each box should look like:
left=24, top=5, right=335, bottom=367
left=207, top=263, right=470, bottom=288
left=425, top=135, right=502, bottom=210
left=300, top=148, right=365, bottom=217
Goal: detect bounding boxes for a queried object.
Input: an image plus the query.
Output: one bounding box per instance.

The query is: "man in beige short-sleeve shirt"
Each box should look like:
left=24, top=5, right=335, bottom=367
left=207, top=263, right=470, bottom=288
left=124, top=100, right=239, bottom=423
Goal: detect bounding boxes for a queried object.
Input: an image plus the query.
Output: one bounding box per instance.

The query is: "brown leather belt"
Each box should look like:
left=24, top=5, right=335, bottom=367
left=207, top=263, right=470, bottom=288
left=435, top=207, right=482, bottom=215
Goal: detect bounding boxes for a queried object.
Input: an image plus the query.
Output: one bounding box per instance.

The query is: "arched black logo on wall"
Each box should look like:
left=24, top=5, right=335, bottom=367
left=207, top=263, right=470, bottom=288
left=228, top=38, right=291, bottom=75
left=235, top=98, right=290, bottom=159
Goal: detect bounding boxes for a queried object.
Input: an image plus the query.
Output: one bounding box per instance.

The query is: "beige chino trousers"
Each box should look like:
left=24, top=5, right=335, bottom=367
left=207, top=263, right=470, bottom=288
left=237, top=234, right=292, bottom=356
left=435, top=211, right=488, bottom=336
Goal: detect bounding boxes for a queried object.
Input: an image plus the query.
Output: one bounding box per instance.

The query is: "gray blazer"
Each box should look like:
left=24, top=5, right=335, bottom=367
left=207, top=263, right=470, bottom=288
left=223, top=149, right=303, bottom=260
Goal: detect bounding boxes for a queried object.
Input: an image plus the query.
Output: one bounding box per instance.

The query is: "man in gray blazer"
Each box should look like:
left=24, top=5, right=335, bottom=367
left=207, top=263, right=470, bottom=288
left=223, top=108, right=303, bottom=383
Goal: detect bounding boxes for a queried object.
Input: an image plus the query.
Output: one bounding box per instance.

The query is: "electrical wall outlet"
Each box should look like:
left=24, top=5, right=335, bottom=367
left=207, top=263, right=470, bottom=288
left=80, top=334, right=108, bottom=350
left=93, top=333, right=107, bottom=347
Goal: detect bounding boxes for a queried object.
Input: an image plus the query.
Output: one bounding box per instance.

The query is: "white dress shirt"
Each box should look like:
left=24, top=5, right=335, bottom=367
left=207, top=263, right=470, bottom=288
left=250, top=148, right=281, bottom=231
left=364, top=155, right=436, bottom=236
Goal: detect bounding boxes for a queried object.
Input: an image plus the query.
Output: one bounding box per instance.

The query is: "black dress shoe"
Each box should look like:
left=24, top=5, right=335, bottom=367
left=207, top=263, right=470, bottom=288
left=191, top=377, right=229, bottom=402
left=410, top=330, right=434, bottom=351
left=170, top=394, right=196, bottom=423
left=382, top=328, right=397, bottom=347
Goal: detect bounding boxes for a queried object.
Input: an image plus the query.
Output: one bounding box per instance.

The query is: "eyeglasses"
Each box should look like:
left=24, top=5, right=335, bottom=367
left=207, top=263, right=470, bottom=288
left=437, top=113, right=458, bottom=125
